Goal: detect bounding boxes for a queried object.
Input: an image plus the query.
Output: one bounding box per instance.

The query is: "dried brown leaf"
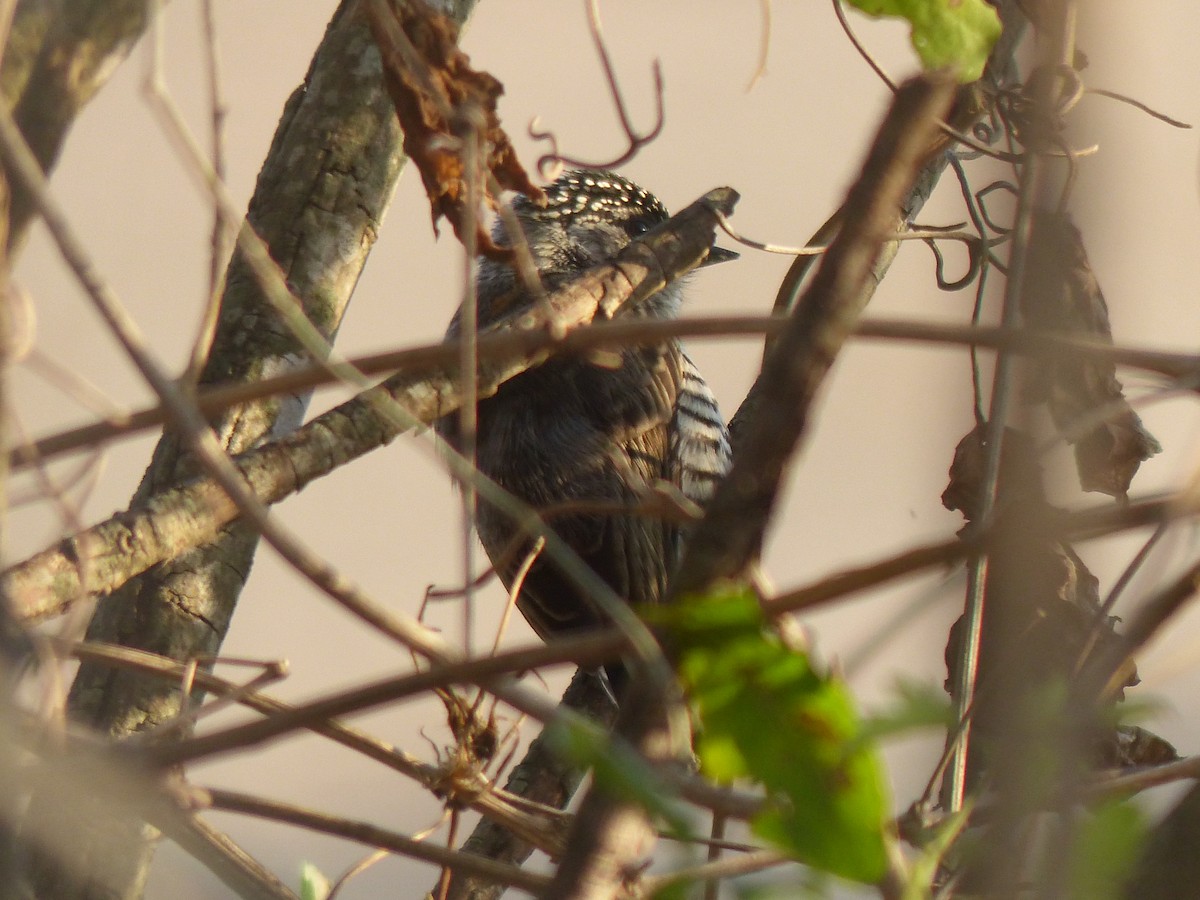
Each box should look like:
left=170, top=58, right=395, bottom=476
left=942, top=426, right=1139, bottom=790
left=1022, top=211, right=1160, bottom=499
left=366, top=0, right=544, bottom=257
left=941, top=424, right=1045, bottom=522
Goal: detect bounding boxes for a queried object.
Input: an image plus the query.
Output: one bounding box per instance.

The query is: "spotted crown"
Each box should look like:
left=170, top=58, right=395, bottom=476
left=518, top=169, right=668, bottom=231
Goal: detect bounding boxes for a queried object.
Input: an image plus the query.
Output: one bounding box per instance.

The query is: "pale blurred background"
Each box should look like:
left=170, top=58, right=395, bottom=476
left=9, top=1, right=1200, bottom=896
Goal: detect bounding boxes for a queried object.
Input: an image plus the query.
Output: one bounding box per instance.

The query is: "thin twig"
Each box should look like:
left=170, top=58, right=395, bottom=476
left=1087, top=755, right=1200, bottom=800
left=146, top=630, right=625, bottom=768
left=644, top=848, right=789, bottom=894
left=17, top=312, right=1200, bottom=472
left=746, top=0, right=771, bottom=91
left=64, top=638, right=568, bottom=855
left=1103, top=525, right=1171, bottom=623
left=703, top=801, right=728, bottom=900
left=533, top=0, right=665, bottom=176
left=832, top=0, right=896, bottom=91
left=136, top=656, right=289, bottom=742
left=198, top=787, right=551, bottom=895
left=944, top=111, right=1038, bottom=820
left=21, top=347, right=125, bottom=420
left=716, top=207, right=979, bottom=257
left=327, top=849, right=388, bottom=900
left=190, top=0, right=233, bottom=383
left=453, top=101, right=492, bottom=663
left=1087, top=87, right=1192, bottom=129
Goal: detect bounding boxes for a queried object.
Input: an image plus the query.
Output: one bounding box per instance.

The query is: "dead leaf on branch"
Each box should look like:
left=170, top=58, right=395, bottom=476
left=941, top=426, right=1137, bottom=698
left=365, top=0, right=544, bottom=257
left=438, top=687, right=499, bottom=767
left=941, top=425, right=1148, bottom=788
left=940, top=424, right=1045, bottom=524
left=1022, top=210, right=1161, bottom=499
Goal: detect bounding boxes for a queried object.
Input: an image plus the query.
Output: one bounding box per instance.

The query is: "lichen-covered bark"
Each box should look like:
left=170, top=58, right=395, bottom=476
left=3, top=0, right=160, bottom=248
left=24, top=2, right=477, bottom=897
left=66, top=0, right=420, bottom=735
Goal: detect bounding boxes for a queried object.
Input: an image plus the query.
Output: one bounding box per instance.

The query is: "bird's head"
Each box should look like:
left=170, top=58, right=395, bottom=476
left=471, top=169, right=733, bottom=327
left=508, top=169, right=669, bottom=274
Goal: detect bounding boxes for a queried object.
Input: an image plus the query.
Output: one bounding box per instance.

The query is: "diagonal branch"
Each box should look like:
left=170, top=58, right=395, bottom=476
left=199, top=787, right=552, bottom=896
left=14, top=3, right=479, bottom=897
left=5, top=186, right=738, bottom=622
left=543, top=75, right=958, bottom=900
left=2, top=0, right=160, bottom=250
left=676, top=75, right=957, bottom=595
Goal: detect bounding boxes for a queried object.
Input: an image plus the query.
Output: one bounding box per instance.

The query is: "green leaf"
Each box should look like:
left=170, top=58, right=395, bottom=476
left=847, top=0, right=1001, bottom=82
left=648, top=881, right=691, bottom=900
left=904, top=805, right=971, bottom=900
left=660, top=586, right=890, bottom=883
left=299, top=862, right=330, bottom=900
left=1067, top=800, right=1147, bottom=900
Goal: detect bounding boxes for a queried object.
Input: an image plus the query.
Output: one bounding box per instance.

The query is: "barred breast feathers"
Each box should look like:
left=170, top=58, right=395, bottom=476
left=670, top=351, right=733, bottom=509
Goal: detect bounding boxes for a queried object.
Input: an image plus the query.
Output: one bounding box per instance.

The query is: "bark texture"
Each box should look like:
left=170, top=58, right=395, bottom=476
left=22, top=2, right=477, bottom=897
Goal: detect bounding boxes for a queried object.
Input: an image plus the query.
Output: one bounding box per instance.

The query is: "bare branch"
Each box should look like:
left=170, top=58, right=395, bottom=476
left=197, top=787, right=551, bottom=895
left=679, top=75, right=957, bottom=594
left=6, top=187, right=737, bottom=621
left=532, top=0, right=665, bottom=177
left=3, top=0, right=158, bottom=249
left=17, top=312, right=1200, bottom=471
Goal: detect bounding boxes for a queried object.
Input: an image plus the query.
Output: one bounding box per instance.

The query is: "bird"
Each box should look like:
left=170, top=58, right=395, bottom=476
left=438, top=169, right=734, bottom=697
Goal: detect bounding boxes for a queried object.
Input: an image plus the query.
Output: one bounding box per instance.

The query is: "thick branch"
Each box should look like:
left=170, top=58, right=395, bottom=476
left=676, top=76, right=956, bottom=595
left=18, top=3, right=475, bottom=897
left=5, top=187, right=738, bottom=621
left=3, top=0, right=158, bottom=249
left=541, top=75, right=957, bottom=900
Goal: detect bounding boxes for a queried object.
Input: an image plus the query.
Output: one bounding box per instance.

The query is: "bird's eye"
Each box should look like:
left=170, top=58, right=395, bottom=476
left=625, top=218, right=652, bottom=237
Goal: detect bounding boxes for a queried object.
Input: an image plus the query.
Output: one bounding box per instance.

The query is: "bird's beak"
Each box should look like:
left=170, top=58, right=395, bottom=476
left=701, top=244, right=740, bottom=267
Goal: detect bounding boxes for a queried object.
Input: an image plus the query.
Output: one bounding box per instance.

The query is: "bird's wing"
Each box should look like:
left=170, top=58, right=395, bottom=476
left=471, top=344, right=682, bottom=638
left=566, top=341, right=682, bottom=610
